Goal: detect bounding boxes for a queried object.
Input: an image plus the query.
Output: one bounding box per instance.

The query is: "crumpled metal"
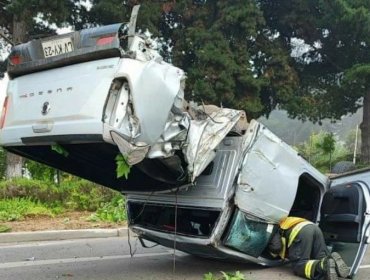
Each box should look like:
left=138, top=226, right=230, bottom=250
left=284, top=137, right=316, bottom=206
left=183, top=107, right=242, bottom=182
left=105, top=36, right=243, bottom=182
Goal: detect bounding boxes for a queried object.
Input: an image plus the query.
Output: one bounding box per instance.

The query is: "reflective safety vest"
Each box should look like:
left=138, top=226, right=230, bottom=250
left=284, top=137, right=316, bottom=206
left=278, top=217, right=313, bottom=259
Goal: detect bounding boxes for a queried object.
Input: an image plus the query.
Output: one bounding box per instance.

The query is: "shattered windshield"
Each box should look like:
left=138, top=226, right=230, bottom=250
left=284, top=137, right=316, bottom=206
left=224, top=210, right=275, bottom=258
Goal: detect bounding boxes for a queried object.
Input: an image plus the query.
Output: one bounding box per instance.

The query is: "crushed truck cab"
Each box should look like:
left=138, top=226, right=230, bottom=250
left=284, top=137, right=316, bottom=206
left=0, top=6, right=369, bottom=278
left=127, top=120, right=370, bottom=279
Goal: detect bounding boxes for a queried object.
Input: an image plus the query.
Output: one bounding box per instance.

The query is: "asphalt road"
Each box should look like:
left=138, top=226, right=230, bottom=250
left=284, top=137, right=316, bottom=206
left=0, top=237, right=369, bottom=280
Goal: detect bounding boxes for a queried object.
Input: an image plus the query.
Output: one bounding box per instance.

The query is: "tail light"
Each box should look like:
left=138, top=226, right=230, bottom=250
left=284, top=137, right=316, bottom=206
left=96, top=35, right=115, bottom=46
left=9, top=54, right=22, bottom=65
left=0, top=96, right=9, bottom=129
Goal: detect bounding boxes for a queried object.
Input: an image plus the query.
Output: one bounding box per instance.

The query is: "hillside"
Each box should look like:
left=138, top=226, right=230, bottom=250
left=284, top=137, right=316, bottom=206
left=259, top=109, right=362, bottom=145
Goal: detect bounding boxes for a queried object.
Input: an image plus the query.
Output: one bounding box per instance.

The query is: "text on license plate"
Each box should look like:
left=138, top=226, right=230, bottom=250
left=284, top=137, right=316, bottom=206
left=42, top=38, right=74, bottom=58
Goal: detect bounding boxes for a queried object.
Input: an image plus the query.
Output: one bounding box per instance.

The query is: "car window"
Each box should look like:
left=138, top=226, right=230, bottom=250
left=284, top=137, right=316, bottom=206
left=224, top=210, right=275, bottom=257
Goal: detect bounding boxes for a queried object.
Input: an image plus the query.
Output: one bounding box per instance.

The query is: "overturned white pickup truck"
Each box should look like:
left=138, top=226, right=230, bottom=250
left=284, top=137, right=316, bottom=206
left=0, top=7, right=369, bottom=278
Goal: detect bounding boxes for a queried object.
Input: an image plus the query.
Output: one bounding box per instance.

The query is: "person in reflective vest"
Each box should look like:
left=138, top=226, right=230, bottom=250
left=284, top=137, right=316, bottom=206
left=269, top=217, right=350, bottom=280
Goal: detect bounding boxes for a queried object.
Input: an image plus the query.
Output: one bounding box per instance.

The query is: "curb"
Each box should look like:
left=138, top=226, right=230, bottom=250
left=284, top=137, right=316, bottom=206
left=0, top=227, right=129, bottom=244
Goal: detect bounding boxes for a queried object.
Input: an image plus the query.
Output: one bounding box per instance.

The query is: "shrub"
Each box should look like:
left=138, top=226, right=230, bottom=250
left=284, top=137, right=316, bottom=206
left=0, top=178, right=61, bottom=203
left=203, top=271, right=246, bottom=280
left=89, top=195, right=126, bottom=223
left=0, top=224, right=11, bottom=233
left=59, top=180, right=119, bottom=211
left=0, top=178, right=122, bottom=212
left=0, top=198, right=55, bottom=221
left=0, top=178, right=127, bottom=223
left=24, top=160, right=57, bottom=182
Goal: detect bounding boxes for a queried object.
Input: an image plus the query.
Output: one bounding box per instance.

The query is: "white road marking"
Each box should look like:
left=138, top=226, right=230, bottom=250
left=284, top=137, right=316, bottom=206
left=0, top=252, right=172, bottom=269
left=0, top=238, right=120, bottom=248
left=359, top=264, right=370, bottom=269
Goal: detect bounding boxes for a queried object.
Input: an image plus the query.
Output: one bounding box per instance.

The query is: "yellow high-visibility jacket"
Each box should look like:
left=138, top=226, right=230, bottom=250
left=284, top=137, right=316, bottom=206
left=278, top=217, right=313, bottom=259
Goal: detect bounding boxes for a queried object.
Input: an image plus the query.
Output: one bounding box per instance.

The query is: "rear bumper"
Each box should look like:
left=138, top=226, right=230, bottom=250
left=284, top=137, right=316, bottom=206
left=0, top=119, right=104, bottom=146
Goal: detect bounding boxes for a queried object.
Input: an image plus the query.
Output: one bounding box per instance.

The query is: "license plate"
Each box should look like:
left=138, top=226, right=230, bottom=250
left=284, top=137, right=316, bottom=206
left=42, top=38, right=74, bottom=58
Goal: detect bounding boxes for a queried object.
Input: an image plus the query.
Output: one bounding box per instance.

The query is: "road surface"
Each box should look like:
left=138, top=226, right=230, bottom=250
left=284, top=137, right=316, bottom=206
left=0, top=236, right=369, bottom=279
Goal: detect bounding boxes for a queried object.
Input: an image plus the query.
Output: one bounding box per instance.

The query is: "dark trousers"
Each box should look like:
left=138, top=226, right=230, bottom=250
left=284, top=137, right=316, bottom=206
left=288, top=224, right=329, bottom=279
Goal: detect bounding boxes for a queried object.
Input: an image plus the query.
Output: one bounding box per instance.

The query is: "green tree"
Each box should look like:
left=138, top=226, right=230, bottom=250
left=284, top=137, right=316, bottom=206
left=90, top=1, right=299, bottom=119
left=297, top=131, right=350, bottom=173
left=0, top=0, right=89, bottom=178
left=315, top=132, right=335, bottom=171
left=259, top=1, right=370, bottom=162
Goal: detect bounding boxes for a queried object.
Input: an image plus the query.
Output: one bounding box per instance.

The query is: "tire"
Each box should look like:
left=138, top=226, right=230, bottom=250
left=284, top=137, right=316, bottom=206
left=331, top=161, right=356, bottom=174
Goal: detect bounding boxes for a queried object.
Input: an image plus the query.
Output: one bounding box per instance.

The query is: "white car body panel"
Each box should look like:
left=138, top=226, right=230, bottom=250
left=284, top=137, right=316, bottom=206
left=1, top=57, right=120, bottom=145
left=236, top=120, right=328, bottom=222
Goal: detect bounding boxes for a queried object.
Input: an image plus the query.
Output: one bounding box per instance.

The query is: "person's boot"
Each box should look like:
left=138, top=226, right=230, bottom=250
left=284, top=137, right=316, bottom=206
left=325, top=258, right=338, bottom=280
left=331, top=252, right=350, bottom=278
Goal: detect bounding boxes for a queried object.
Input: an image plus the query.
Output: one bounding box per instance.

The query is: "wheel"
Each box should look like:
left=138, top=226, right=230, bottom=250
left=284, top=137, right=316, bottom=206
left=331, top=161, right=356, bottom=174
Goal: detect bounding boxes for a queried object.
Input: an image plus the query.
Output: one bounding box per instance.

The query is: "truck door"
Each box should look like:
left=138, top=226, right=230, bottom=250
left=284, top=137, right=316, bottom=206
left=319, top=180, right=370, bottom=277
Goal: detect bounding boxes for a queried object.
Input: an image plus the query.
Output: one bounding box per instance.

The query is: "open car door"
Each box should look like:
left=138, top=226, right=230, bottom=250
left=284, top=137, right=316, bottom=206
left=319, top=172, right=370, bottom=278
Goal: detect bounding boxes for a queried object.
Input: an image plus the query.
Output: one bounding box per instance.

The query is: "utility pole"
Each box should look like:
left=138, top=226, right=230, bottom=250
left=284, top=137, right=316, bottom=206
left=353, top=124, right=359, bottom=164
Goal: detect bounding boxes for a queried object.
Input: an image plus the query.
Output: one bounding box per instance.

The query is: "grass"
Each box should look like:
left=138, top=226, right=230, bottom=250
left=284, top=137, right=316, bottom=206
left=0, top=178, right=127, bottom=224
left=0, top=178, right=119, bottom=211
left=88, top=196, right=126, bottom=223
left=203, top=271, right=247, bottom=280
left=0, top=198, right=56, bottom=222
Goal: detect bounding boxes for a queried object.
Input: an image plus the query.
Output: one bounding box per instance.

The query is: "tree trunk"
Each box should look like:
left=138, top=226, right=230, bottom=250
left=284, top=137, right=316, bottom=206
left=12, top=13, right=30, bottom=44
left=360, top=92, right=370, bottom=163
left=4, top=12, right=30, bottom=179
left=5, top=152, right=23, bottom=178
